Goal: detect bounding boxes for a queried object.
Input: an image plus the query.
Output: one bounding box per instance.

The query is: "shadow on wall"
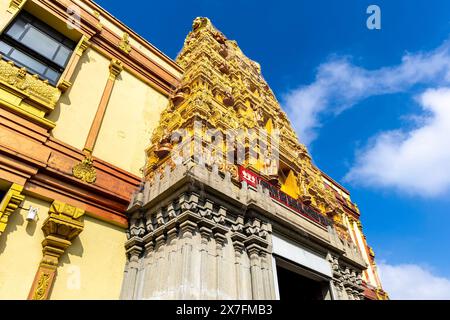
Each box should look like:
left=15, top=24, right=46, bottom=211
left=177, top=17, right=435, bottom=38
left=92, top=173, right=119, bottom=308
left=0, top=208, right=31, bottom=254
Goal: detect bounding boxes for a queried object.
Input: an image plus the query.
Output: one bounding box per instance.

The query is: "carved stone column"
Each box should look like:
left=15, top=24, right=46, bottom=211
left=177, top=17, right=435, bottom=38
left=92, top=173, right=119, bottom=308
left=247, top=243, right=264, bottom=300
left=230, top=231, right=246, bottom=299
left=166, top=221, right=179, bottom=298
left=140, top=233, right=155, bottom=299
left=28, top=201, right=84, bottom=300
left=230, top=216, right=246, bottom=299
left=212, top=206, right=227, bottom=299
left=197, top=226, right=211, bottom=298
left=179, top=220, right=197, bottom=298
left=244, top=217, right=270, bottom=300
left=121, top=237, right=143, bottom=300
left=213, top=226, right=227, bottom=299
left=153, top=231, right=167, bottom=297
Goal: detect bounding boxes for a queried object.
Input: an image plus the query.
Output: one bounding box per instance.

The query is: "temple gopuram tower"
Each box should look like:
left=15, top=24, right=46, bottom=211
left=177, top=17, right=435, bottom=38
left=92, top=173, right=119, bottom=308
left=120, top=17, right=388, bottom=300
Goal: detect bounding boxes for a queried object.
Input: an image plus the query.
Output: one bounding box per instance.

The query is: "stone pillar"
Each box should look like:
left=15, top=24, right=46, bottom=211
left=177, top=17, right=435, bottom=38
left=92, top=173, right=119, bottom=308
left=199, top=225, right=213, bottom=298
left=230, top=231, right=246, bottom=299
left=121, top=237, right=143, bottom=300
left=28, top=201, right=84, bottom=300
left=140, top=233, right=155, bottom=299
left=247, top=243, right=264, bottom=300
left=213, top=226, right=227, bottom=299
left=260, top=251, right=273, bottom=299
left=153, top=231, right=167, bottom=297
left=179, top=220, right=197, bottom=299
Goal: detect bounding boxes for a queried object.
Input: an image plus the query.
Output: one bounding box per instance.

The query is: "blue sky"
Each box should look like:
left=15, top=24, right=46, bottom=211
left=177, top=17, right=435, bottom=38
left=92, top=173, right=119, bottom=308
left=96, top=0, right=450, bottom=299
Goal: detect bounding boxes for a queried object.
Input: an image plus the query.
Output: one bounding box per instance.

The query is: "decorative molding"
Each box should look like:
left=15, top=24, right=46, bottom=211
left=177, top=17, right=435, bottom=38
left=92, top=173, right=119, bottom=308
left=57, top=79, right=72, bottom=92
left=0, top=59, right=61, bottom=110
left=109, top=59, right=123, bottom=79
left=28, top=200, right=84, bottom=300
left=72, top=155, right=97, bottom=184
left=57, top=36, right=91, bottom=92
left=0, top=109, right=138, bottom=227
left=118, top=32, right=132, bottom=54
left=77, top=37, right=92, bottom=56
left=7, top=0, right=26, bottom=14
left=82, top=59, right=122, bottom=154
left=0, top=183, right=24, bottom=235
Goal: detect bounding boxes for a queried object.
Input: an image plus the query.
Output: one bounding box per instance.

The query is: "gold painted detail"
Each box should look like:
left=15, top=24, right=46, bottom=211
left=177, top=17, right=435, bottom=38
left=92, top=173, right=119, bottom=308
left=0, top=58, right=61, bottom=109
left=118, top=32, right=132, bottom=54
left=32, top=272, right=51, bottom=300
left=0, top=183, right=24, bottom=235
left=29, top=201, right=85, bottom=300
left=72, top=155, right=97, bottom=183
left=76, top=36, right=91, bottom=56
left=109, top=59, right=123, bottom=79
left=144, top=17, right=344, bottom=223
left=7, top=0, right=26, bottom=13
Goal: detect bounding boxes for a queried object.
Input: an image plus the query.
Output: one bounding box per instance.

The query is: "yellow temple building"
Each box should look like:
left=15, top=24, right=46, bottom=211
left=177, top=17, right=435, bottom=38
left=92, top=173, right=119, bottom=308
left=0, top=0, right=388, bottom=300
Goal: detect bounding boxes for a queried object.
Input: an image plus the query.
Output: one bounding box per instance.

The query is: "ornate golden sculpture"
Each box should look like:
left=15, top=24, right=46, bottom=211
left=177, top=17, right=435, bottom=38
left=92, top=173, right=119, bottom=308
left=0, top=58, right=61, bottom=108
left=145, top=17, right=356, bottom=239
left=32, top=273, right=51, bottom=300
left=118, top=32, right=132, bottom=54
left=72, top=155, right=97, bottom=183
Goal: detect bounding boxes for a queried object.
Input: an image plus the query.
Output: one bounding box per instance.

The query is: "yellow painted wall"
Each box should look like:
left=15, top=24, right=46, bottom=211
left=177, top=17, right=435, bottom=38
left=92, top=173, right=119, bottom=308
left=48, top=48, right=110, bottom=150
left=0, top=196, right=48, bottom=299
left=0, top=194, right=126, bottom=300
left=93, top=69, right=168, bottom=176
left=50, top=215, right=126, bottom=300
left=0, top=0, right=16, bottom=33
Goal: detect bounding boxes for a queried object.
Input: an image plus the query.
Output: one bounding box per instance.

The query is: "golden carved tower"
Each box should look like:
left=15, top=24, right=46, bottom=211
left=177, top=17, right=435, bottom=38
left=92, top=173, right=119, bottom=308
left=121, top=17, right=388, bottom=300
left=145, top=17, right=346, bottom=238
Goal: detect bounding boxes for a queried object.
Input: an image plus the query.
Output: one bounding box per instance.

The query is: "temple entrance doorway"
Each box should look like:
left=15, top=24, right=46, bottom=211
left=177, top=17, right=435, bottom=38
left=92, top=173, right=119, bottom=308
left=274, top=257, right=332, bottom=300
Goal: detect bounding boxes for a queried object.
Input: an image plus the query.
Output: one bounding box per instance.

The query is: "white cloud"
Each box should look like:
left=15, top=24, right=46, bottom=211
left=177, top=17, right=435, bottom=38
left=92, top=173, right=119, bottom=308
left=345, top=87, right=450, bottom=197
left=282, top=40, right=450, bottom=145
left=378, top=262, right=450, bottom=300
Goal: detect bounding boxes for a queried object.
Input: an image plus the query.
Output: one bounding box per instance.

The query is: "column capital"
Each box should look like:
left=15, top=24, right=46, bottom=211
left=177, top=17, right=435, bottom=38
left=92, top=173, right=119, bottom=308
left=76, top=36, right=91, bottom=56
left=42, top=201, right=85, bottom=240
left=109, top=59, right=123, bottom=79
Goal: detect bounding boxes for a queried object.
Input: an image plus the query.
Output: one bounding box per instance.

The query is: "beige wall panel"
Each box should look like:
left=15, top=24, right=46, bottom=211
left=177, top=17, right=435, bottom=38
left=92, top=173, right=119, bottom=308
left=0, top=1, right=15, bottom=32
left=93, top=70, right=168, bottom=175
left=49, top=49, right=110, bottom=151
left=0, top=196, right=49, bottom=299
left=50, top=215, right=126, bottom=300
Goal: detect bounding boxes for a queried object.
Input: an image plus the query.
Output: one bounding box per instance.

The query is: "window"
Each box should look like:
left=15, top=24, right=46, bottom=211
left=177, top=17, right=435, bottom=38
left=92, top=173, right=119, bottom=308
left=0, top=11, right=76, bottom=85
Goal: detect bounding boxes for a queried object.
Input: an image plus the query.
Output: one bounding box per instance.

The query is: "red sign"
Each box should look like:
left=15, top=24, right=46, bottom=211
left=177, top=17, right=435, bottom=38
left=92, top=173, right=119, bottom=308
left=238, top=166, right=331, bottom=227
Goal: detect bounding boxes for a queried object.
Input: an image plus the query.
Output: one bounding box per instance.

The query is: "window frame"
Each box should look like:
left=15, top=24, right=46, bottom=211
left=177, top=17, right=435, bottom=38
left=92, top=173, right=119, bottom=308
left=0, top=11, right=76, bottom=85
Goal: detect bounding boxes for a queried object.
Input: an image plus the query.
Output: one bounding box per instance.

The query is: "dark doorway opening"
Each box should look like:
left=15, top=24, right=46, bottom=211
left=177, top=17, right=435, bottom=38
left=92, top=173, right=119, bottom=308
left=275, top=258, right=330, bottom=300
